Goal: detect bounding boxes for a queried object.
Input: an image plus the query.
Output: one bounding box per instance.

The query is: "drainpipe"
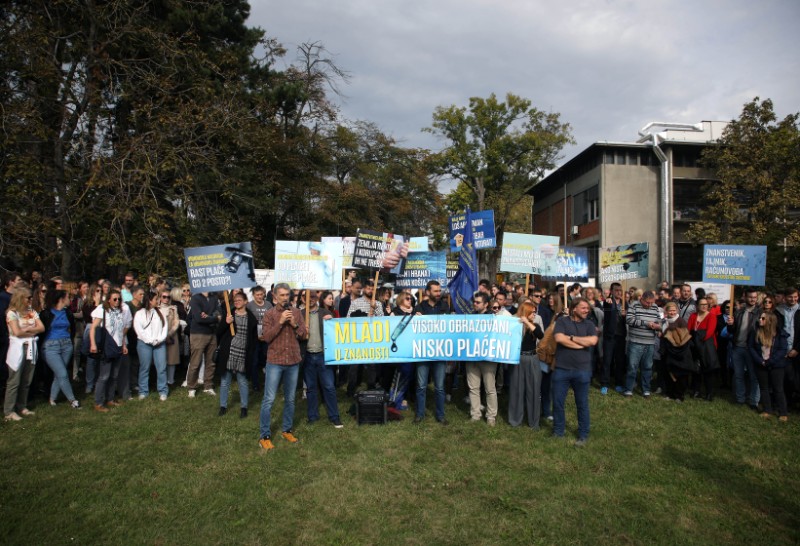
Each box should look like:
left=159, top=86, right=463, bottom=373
left=638, top=122, right=703, bottom=283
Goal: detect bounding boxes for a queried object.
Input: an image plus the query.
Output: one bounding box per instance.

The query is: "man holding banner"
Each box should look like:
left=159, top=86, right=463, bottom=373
left=413, top=280, right=450, bottom=426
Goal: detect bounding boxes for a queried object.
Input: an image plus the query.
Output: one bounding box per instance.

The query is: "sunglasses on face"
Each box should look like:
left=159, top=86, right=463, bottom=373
left=109, top=297, right=120, bottom=302
left=759, top=316, right=767, bottom=321
left=532, top=294, right=542, bottom=298
left=161, top=295, right=170, bottom=300
left=491, top=306, right=500, bottom=310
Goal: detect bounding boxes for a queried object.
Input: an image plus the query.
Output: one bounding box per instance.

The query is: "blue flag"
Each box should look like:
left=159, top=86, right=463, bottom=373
left=449, top=208, right=479, bottom=314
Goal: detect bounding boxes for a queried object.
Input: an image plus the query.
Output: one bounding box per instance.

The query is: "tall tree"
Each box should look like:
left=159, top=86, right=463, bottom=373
left=686, top=98, right=800, bottom=288
left=425, top=93, right=573, bottom=277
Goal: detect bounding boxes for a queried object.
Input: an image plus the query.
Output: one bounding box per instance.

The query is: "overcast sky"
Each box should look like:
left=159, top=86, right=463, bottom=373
left=250, top=0, right=799, bottom=177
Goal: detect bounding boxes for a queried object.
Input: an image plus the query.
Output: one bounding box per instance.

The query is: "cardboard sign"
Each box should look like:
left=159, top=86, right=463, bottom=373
left=599, top=243, right=649, bottom=283
left=184, top=242, right=257, bottom=294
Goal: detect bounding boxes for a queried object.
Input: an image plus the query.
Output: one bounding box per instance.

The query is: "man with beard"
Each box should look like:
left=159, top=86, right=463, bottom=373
left=413, top=280, right=450, bottom=425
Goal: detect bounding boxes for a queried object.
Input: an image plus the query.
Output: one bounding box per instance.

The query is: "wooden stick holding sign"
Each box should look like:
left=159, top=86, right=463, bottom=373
left=223, top=291, right=234, bottom=336
left=371, top=269, right=380, bottom=316
left=305, top=289, right=311, bottom=328
left=563, top=281, right=568, bottom=313
left=525, top=274, right=530, bottom=299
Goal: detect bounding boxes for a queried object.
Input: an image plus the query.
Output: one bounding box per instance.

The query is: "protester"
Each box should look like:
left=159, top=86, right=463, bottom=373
left=466, top=293, right=498, bottom=426
left=81, top=283, right=104, bottom=393
left=749, top=312, right=789, bottom=421
left=187, top=291, right=220, bottom=397
left=625, top=290, right=662, bottom=397
left=4, top=287, right=44, bottom=421
left=259, top=283, right=307, bottom=450
left=302, top=291, right=343, bottom=428
left=602, top=282, right=627, bottom=395
left=163, top=288, right=182, bottom=386
left=413, top=280, right=450, bottom=426
left=217, top=291, right=257, bottom=418
left=660, top=303, right=694, bottom=402
left=40, top=289, right=80, bottom=408
left=552, top=298, right=598, bottom=446
left=508, top=300, right=544, bottom=428
left=726, top=289, right=761, bottom=409
left=90, top=288, right=128, bottom=412
left=134, top=291, right=169, bottom=401
left=687, top=297, right=719, bottom=401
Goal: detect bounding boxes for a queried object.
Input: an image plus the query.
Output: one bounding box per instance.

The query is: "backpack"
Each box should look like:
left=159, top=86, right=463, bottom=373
left=536, top=321, right=558, bottom=370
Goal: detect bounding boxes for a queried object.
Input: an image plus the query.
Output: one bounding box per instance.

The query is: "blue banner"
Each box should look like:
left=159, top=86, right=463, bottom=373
left=324, top=315, right=523, bottom=365
left=395, top=251, right=447, bottom=290
left=702, top=245, right=767, bottom=286
left=449, top=208, right=479, bottom=314
left=449, top=209, right=496, bottom=252
left=543, top=247, right=589, bottom=282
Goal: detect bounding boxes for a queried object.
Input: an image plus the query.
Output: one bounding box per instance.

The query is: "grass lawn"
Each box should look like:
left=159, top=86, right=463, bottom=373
left=1, top=379, right=799, bottom=546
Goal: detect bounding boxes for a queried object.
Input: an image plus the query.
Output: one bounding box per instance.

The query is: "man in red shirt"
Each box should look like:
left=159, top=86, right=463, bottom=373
left=258, top=283, right=308, bottom=450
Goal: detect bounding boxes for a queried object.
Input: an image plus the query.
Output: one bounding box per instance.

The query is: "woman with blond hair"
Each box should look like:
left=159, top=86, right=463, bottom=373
left=508, top=300, right=545, bottom=429
left=4, top=288, right=44, bottom=420
left=748, top=312, right=789, bottom=421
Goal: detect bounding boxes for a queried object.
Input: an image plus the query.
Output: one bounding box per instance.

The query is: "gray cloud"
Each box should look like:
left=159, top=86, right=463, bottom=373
left=251, top=0, right=800, bottom=165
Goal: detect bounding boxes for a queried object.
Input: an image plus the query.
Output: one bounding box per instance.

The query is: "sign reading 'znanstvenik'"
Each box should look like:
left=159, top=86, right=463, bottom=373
left=702, top=245, right=767, bottom=286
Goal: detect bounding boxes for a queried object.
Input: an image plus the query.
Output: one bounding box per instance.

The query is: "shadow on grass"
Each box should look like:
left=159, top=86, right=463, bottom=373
left=661, top=444, right=800, bottom=543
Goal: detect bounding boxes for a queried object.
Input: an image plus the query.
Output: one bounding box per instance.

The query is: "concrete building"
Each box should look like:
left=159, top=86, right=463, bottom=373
left=529, top=121, right=728, bottom=286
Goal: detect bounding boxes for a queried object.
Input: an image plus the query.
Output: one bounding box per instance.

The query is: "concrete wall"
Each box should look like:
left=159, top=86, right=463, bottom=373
left=601, top=164, right=662, bottom=285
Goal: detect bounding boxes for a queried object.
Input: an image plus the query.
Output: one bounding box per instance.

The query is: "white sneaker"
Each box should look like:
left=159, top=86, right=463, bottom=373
left=181, top=380, right=188, bottom=388
left=159, top=394, right=167, bottom=402
left=138, top=394, right=147, bottom=400
left=4, top=412, right=22, bottom=421
left=445, top=394, right=452, bottom=403
left=203, top=389, right=216, bottom=396
left=188, top=390, right=196, bottom=398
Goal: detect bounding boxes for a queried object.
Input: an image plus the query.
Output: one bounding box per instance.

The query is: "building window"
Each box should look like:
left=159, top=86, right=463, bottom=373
left=673, top=244, right=703, bottom=282
left=605, top=151, right=615, bottom=165
left=673, top=179, right=708, bottom=221
left=573, top=185, right=600, bottom=225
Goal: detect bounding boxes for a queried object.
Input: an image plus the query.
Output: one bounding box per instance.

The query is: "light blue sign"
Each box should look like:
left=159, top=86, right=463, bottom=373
left=324, top=315, right=523, bottom=365
left=499, top=232, right=560, bottom=276
left=702, top=245, right=767, bottom=286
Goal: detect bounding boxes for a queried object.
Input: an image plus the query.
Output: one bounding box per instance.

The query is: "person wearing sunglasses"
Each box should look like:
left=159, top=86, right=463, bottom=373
left=748, top=312, right=789, bottom=421
left=89, top=288, right=129, bottom=412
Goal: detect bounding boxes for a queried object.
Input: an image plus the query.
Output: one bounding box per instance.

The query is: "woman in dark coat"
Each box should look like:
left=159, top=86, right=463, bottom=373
left=748, top=312, right=789, bottom=421
left=661, top=303, right=695, bottom=402
left=216, top=291, right=258, bottom=418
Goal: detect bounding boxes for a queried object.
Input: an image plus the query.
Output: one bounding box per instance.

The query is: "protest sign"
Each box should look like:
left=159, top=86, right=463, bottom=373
left=395, top=251, right=447, bottom=290
left=408, top=236, right=429, bottom=253
left=324, top=315, right=523, bottom=365
left=352, top=229, right=407, bottom=273
left=449, top=209, right=496, bottom=252
left=184, top=242, right=257, bottom=294
left=273, top=240, right=344, bottom=289
left=442, top=257, right=459, bottom=293
left=702, top=245, right=767, bottom=286
left=599, top=242, right=649, bottom=283
left=499, top=233, right=560, bottom=276
left=543, top=247, right=589, bottom=282
left=322, top=236, right=356, bottom=268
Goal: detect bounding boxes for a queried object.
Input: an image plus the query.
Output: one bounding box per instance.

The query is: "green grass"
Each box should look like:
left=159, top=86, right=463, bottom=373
left=1, top=382, right=799, bottom=546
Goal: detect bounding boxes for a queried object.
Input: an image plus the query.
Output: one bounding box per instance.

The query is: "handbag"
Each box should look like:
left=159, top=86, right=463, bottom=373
left=82, top=307, right=107, bottom=358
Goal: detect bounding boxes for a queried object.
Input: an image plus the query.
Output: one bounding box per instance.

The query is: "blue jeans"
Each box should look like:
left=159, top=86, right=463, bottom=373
left=415, top=361, right=446, bottom=420
left=220, top=370, right=249, bottom=408
left=44, top=338, right=76, bottom=402
left=304, top=352, right=340, bottom=422
left=259, top=363, right=300, bottom=438
left=85, top=356, right=97, bottom=392
left=731, top=346, right=760, bottom=405
left=137, top=341, right=168, bottom=397
left=248, top=340, right=267, bottom=389
left=626, top=342, right=654, bottom=393
left=552, top=367, right=591, bottom=440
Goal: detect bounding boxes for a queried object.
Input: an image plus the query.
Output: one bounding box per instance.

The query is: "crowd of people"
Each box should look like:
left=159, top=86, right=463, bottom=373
left=2, top=269, right=797, bottom=450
